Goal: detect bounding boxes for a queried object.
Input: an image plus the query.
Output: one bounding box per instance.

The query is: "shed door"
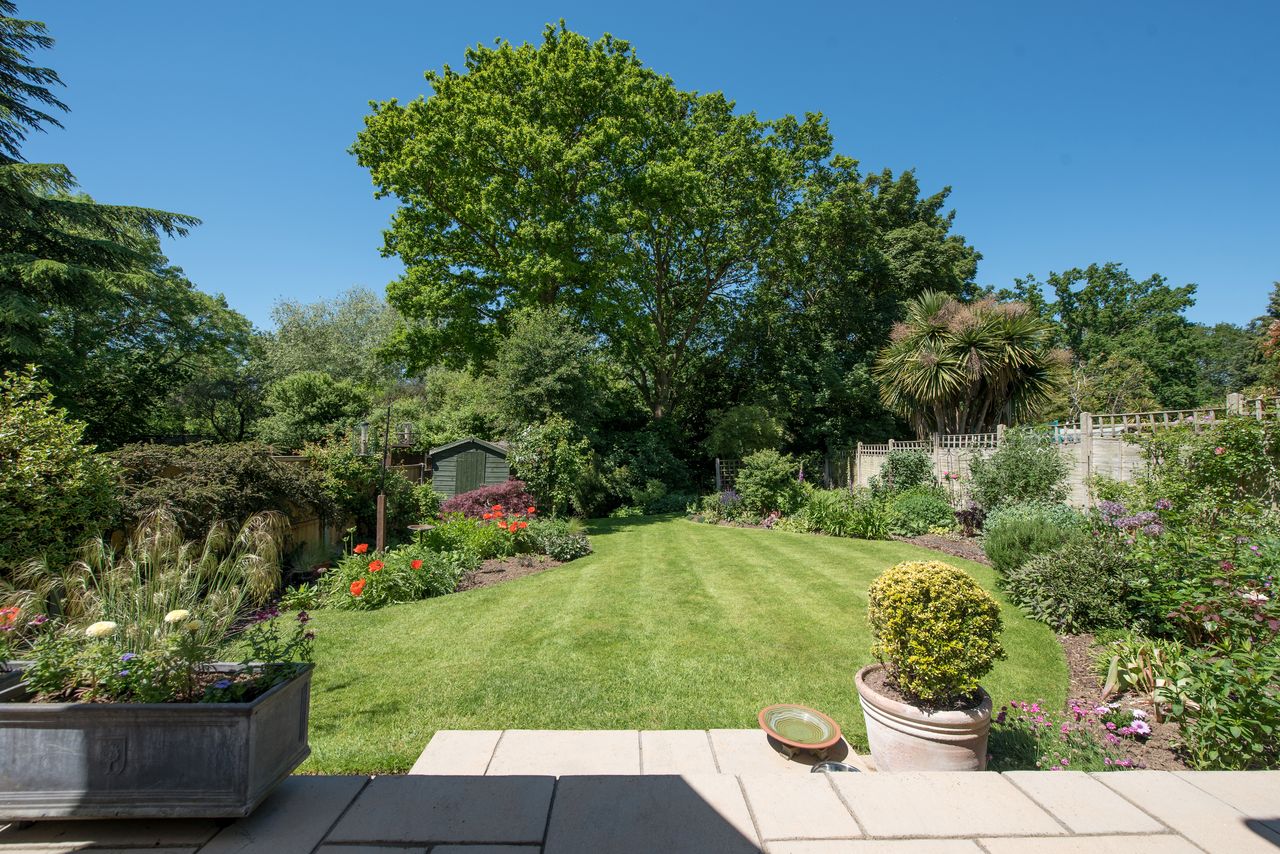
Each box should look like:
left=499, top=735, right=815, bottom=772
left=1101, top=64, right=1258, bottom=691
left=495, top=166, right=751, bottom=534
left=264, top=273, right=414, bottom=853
left=456, top=449, right=485, bottom=494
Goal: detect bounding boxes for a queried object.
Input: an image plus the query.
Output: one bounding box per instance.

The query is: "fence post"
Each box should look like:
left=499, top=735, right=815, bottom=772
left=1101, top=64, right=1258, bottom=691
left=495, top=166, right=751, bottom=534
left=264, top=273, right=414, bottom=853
left=1227, top=392, right=1244, bottom=416
left=996, top=424, right=1006, bottom=445
left=854, top=441, right=862, bottom=490
left=1080, top=412, right=1093, bottom=509
left=715, top=458, right=723, bottom=493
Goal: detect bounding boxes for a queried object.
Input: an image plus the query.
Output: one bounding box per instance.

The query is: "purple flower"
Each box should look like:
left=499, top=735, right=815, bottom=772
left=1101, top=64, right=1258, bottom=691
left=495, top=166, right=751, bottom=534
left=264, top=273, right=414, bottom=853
left=121, top=652, right=137, bottom=662
left=118, top=669, right=130, bottom=676
left=304, top=631, right=316, bottom=641
left=296, top=611, right=311, bottom=625
left=212, top=679, right=233, bottom=690
left=28, top=614, right=48, bottom=626
left=251, top=606, right=281, bottom=624
left=1154, top=498, right=1172, bottom=510
left=1130, top=720, right=1152, bottom=737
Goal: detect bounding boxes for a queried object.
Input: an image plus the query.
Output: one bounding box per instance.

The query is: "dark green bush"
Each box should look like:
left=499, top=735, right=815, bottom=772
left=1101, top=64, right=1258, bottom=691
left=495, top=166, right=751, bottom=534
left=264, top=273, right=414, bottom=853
left=301, top=441, right=417, bottom=541
left=982, top=503, right=1087, bottom=575
left=115, top=441, right=331, bottom=536
left=871, top=450, right=934, bottom=496
left=1002, top=538, right=1139, bottom=632
left=529, top=518, right=592, bottom=561
left=886, top=486, right=954, bottom=536
left=0, top=368, right=118, bottom=578
left=969, top=427, right=1069, bottom=510
left=734, top=449, right=805, bottom=515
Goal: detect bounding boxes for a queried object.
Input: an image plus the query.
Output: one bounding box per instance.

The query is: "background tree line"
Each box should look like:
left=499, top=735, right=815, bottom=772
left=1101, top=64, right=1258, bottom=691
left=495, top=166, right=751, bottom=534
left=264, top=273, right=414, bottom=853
left=4, top=8, right=1278, bottom=516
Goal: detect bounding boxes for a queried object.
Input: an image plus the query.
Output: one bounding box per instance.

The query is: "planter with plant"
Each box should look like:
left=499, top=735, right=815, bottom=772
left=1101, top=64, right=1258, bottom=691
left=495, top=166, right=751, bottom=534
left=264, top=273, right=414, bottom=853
left=0, top=512, right=315, bottom=819
left=856, top=559, right=1006, bottom=771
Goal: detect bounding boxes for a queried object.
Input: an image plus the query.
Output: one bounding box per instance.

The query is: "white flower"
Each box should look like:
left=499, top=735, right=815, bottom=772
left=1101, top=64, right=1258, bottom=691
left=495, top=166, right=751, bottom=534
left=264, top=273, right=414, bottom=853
left=184, top=619, right=203, bottom=633
left=1131, top=709, right=1148, bottom=719
left=163, top=609, right=191, bottom=624
left=85, top=621, right=118, bottom=638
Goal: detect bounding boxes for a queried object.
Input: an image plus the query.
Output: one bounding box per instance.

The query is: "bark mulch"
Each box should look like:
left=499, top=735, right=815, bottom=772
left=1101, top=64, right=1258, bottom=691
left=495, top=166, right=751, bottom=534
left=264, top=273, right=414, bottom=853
left=455, top=555, right=564, bottom=592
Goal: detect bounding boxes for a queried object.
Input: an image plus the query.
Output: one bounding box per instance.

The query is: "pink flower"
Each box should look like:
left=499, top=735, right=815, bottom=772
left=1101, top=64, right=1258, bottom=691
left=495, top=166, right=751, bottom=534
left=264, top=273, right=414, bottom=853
left=1214, top=446, right=1225, bottom=455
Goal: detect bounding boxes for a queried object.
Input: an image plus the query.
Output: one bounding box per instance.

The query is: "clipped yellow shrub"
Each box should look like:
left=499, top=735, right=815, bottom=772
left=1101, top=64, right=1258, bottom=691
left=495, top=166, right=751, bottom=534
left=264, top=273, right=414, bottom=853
left=868, top=560, right=1006, bottom=705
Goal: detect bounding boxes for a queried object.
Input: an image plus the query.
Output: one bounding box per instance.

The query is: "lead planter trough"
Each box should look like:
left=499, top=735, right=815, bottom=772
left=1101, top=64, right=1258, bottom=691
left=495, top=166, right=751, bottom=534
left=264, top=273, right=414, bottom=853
left=0, top=663, right=312, bottom=820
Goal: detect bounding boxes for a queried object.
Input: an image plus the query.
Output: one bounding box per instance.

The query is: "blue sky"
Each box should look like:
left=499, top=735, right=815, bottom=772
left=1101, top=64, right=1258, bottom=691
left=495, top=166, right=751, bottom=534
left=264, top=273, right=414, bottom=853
left=23, top=0, right=1280, bottom=329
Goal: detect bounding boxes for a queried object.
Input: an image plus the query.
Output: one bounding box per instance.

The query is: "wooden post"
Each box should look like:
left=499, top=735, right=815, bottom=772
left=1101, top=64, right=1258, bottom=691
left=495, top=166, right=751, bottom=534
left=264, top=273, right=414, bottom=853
left=1080, top=412, right=1093, bottom=509
left=1227, top=392, right=1244, bottom=416
left=854, top=441, right=862, bottom=490
left=715, top=458, right=723, bottom=493
left=996, top=423, right=1006, bottom=445
left=375, top=494, right=386, bottom=553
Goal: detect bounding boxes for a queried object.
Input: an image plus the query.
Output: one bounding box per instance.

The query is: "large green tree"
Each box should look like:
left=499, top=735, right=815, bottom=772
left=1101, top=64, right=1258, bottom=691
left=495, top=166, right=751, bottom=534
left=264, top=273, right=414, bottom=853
left=1003, top=263, right=1211, bottom=408
left=353, top=23, right=829, bottom=420
left=0, top=2, right=251, bottom=445
left=725, top=163, right=980, bottom=450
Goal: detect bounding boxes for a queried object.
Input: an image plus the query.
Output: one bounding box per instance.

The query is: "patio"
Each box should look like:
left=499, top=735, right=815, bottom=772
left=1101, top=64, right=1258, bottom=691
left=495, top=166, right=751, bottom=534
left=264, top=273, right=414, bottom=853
left=1, top=729, right=1277, bottom=853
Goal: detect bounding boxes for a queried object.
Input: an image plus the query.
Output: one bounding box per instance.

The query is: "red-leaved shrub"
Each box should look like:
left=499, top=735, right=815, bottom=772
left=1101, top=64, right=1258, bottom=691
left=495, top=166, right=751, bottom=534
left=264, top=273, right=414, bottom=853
left=440, top=480, right=536, bottom=518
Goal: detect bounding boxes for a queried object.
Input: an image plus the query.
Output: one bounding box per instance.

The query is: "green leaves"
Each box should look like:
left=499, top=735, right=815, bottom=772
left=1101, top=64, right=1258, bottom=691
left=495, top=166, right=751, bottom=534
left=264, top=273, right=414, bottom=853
left=874, top=292, right=1065, bottom=435
left=353, top=23, right=829, bottom=418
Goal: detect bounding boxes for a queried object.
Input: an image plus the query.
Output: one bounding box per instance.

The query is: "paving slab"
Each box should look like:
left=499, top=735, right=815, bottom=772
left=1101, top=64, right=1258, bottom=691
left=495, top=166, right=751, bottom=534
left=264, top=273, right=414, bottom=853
left=409, top=730, right=504, bottom=775
left=1176, top=769, right=1280, bottom=829
left=0, top=849, right=200, bottom=854
left=740, top=774, right=862, bottom=840
left=1094, top=770, right=1280, bottom=853
left=766, top=841, right=980, bottom=853
left=710, top=729, right=869, bottom=775
left=486, top=729, right=641, bottom=776
left=432, top=848, right=542, bottom=854
left=640, top=730, right=719, bottom=775
left=201, top=775, right=368, bottom=854
left=0, top=819, right=218, bottom=849
left=544, top=774, right=759, bottom=854
left=979, top=836, right=1201, bottom=854
left=831, top=772, right=1064, bottom=838
left=326, top=775, right=554, bottom=845
left=315, top=847, right=426, bottom=854
left=1003, top=770, right=1165, bottom=834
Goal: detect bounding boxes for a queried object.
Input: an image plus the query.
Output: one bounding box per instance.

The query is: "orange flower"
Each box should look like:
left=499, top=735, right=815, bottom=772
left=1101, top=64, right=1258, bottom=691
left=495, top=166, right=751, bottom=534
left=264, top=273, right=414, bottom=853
left=0, top=606, right=19, bottom=626
left=483, top=512, right=493, bottom=520
left=368, top=560, right=384, bottom=572
left=353, top=543, right=369, bottom=555
left=350, top=579, right=366, bottom=596
left=411, top=559, right=423, bottom=570
left=492, top=504, right=503, bottom=512
left=527, top=506, right=536, bottom=515
left=498, top=521, right=509, bottom=530
left=519, top=521, right=529, bottom=530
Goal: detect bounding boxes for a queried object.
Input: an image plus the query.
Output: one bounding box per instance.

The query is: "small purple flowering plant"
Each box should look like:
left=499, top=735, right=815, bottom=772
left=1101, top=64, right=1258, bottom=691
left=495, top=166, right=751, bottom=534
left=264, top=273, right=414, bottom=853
left=989, top=699, right=1142, bottom=772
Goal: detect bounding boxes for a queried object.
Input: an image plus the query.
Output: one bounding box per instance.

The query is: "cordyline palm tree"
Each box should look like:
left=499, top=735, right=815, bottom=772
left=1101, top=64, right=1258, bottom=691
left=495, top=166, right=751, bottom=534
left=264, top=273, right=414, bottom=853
left=874, top=292, right=1067, bottom=436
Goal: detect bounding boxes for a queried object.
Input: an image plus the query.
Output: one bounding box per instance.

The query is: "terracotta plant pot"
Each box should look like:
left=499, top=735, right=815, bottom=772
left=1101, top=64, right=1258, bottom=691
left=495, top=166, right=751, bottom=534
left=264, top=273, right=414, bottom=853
left=855, top=663, right=992, bottom=772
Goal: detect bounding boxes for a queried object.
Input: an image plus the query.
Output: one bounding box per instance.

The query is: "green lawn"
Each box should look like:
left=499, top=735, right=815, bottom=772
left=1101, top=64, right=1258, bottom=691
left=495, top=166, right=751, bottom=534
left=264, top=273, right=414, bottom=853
left=303, top=516, right=1067, bottom=774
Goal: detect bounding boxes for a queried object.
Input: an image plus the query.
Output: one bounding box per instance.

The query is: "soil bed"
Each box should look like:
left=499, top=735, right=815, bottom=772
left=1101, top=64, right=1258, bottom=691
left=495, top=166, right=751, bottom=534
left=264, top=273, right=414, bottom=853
left=456, top=555, right=563, bottom=592
left=1058, top=632, right=1189, bottom=771
left=893, top=532, right=990, bottom=564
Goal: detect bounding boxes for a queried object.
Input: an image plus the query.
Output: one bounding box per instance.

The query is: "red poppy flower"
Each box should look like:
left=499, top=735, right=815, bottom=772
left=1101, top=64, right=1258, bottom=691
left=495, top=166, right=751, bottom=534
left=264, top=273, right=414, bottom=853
left=353, top=543, right=369, bottom=555
left=527, top=506, right=536, bottom=515
left=368, top=560, right=384, bottom=572
left=411, top=559, right=423, bottom=570
left=492, top=504, right=503, bottom=512
left=350, top=579, right=366, bottom=596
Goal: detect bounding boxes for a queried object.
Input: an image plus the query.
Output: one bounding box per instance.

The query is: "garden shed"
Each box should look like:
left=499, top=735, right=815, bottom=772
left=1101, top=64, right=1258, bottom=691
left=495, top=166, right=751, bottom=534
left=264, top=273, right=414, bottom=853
left=429, top=437, right=510, bottom=498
